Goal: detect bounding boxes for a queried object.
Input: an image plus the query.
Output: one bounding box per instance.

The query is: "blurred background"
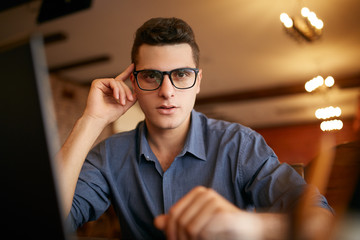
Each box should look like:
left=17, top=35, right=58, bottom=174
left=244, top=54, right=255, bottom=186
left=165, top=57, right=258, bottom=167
left=1, top=0, right=359, bottom=239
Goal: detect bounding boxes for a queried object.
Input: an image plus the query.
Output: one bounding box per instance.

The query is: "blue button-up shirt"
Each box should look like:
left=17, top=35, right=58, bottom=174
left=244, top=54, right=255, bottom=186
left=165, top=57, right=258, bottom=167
left=69, top=110, right=330, bottom=239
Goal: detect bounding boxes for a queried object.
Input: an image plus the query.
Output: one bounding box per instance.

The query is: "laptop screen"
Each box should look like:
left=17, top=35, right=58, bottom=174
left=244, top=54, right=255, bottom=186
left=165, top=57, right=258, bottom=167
left=0, top=35, right=71, bottom=239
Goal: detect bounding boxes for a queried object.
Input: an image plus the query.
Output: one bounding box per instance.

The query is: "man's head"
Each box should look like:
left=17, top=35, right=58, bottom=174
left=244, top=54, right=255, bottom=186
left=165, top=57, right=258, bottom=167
left=131, top=17, right=200, bottom=68
left=129, top=17, right=202, bottom=133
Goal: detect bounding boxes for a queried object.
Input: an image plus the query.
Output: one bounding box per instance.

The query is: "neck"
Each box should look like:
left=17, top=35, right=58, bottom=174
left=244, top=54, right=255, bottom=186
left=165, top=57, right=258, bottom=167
left=145, top=117, right=191, bottom=171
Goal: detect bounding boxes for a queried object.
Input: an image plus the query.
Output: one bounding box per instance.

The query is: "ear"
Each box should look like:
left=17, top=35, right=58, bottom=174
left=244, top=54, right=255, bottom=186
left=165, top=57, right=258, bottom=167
left=130, top=73, right=137, bottom=90
left=196, top=69, right=202, bottom=94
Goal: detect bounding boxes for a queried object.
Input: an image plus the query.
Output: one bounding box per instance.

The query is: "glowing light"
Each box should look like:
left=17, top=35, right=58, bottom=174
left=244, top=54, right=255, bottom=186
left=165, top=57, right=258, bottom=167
left=324, top=76, right=335, bottom=87
left=280, top=13, right=293, bottom=28
left=315, top=106, right=342, bottom=119
left=308, top=12, right=317, bottom=23
left=314, top=19, right=324, bottom=30
left=305, top=75, right=335, bottom=92
left=320, top=119, right=343, bottom=131
left=301, top=7, right=310, bottom=17
left=300, top=8, right=324, bottom=30
left=305, top=75, right=324, bottom=92
left=281, top=7, right=324, bottom=42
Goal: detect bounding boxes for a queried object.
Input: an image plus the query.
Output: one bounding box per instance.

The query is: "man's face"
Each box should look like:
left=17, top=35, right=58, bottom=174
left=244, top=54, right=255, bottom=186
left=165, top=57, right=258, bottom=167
left=131, top=43, right=202, bottom=132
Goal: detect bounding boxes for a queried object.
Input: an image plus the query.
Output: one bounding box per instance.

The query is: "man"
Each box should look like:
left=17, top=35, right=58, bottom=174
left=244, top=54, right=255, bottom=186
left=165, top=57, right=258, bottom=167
left=58, top=17, right=333, bottom=239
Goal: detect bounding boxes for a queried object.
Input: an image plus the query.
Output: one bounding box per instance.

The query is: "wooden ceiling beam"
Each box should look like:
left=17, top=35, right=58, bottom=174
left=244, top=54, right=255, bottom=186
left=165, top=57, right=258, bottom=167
left=43, top=32, right=67, bottom=45
left=49, top=55, right=110, bottom=73
left=195, top=74, right=360, bottom=106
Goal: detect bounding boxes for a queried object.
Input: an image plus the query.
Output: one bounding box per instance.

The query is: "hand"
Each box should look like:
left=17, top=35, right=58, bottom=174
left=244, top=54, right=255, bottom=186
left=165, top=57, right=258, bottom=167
left=83, top=64, right=137, bottom=125
left=154, top=186, right=263, bottom=240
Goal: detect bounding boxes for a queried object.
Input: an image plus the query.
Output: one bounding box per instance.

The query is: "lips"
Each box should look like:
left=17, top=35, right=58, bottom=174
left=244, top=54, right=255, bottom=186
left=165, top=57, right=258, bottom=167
left=157, top=104, right=177, bottom=114
left=158, top=105, right=176, bottom=109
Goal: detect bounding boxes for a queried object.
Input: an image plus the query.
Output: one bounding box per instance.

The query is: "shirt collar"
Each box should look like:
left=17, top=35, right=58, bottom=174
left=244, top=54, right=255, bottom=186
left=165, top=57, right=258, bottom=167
left=138, top=122, right=156, bottom=163
left=180, top=110, right=207, bottom=161
left=137, top=110, right=207, bottom=163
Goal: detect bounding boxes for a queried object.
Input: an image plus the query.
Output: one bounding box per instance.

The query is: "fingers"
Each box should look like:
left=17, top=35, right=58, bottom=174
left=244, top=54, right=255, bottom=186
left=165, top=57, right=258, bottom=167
left=110, top=80, right=135, bottom=106
left=156, top=186, right=241, bottom=240
left=107, top=64, right=136, bottom=106
left=154, top=214, right=168, bottom=230
left=85, top=64, right=137, bottom=122
left=167, top=187, right=210, bottom=240
left=117, top=64, right=136, bottom=105
left=182, top=195, right=222, bottom=239
left=177, top=189, right=219, bottom=239
left=115, top=63, right=134, bottom=82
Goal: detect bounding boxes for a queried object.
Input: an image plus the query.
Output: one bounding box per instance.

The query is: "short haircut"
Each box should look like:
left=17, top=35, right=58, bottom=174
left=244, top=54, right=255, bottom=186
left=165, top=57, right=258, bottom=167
left=131, top=17, right=200, bottom=67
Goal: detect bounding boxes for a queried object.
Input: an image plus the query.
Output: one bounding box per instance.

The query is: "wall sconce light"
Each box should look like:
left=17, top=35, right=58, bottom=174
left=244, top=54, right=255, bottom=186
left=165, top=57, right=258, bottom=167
left=320, top=119, right=343, bottom=131
left=280, top=7, right=323, bottom=42
left=304, top=75, right=343, bottom=131
left=315, top=106, right=342, bottom=120
left=305, top=75, right=334, bottom=92
left=316, top=106, right=343, bottom=131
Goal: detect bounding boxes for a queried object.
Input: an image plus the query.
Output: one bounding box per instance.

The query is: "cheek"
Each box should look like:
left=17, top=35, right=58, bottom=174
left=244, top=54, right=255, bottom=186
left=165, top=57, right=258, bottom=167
left=182, top=91, right=198, bottom=109
left=135, top=93, right=153, bottom=113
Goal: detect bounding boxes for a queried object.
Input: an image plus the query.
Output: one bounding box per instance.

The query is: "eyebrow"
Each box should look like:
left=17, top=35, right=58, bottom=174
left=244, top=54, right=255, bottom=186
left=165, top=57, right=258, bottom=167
left=134, top=66, right=196, bottom=71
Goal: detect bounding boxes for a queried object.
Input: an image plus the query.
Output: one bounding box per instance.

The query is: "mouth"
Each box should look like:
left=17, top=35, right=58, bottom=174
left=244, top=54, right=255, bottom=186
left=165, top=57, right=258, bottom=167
left=158, top=105, right=176, bottom=110
left=157, top=105, right=177, bottom=114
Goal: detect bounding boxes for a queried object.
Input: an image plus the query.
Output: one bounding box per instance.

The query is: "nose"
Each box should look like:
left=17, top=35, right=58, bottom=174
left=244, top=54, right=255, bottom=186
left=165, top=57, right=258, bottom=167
left=158, top=74, right=175, bottom=98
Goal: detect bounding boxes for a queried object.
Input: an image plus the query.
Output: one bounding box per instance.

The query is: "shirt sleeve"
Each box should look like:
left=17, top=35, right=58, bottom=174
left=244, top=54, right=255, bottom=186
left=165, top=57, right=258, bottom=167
left=66, top=142, right=111, bottom=230
left=239, top=131, right=332, bottom=213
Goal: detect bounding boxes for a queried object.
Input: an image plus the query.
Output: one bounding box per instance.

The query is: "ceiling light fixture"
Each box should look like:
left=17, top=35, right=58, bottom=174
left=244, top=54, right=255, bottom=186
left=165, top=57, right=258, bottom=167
left=280, top=7, right=323, bottom=42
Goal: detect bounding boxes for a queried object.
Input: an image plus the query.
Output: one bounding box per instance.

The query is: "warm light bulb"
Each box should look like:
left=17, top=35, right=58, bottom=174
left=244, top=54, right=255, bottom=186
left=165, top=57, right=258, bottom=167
left=280, top=13, right=293, bottom=28
left=320, top=119, right=343, bottom=131
left=280, top=13, right=289, bottom=22
left=315, top=76, right=324, bottom=86
left=305, top=82, right=312, bottom=92
left=334, top=107, right=342, bottom=117
left=308, top=12, right=317, bottom=23
left=315, top=106, right=342, bottom=119
left=305, top=76, right=324, bottom=92
left=301, top=7, right=310, bottom=17
left=314, top=19, right=324, bottom=29
left=324, top=76, right=334, bottom=87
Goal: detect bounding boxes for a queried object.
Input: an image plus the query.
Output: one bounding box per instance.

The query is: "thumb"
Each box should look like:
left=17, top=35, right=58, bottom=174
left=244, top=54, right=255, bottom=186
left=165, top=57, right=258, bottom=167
left=154, top=214, right=168, bottom=230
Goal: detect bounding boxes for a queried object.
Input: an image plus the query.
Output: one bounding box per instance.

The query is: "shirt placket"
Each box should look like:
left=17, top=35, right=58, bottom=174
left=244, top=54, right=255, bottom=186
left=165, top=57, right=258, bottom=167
left=162, top=161, right=176, bottom=213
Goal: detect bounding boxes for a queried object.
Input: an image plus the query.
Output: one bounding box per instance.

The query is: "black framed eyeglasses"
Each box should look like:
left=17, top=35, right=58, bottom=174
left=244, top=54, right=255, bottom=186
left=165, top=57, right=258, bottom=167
left=133, top=68, right=199, bottom=91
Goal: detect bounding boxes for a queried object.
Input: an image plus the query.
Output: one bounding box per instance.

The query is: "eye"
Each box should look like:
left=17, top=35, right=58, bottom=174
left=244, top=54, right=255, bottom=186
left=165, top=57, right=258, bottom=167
left=173, top=69, right=192, bottom=78
left=143, top=71, right=156, bottom=79
left=139, top=70, right=161, bottom=82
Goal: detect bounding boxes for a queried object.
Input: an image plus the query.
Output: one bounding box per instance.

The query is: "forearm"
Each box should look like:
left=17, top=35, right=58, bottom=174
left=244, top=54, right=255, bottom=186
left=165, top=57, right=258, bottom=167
left=256, top=207, right=334, bottom=240
left=256, top=213, right=289, bottom=240
left=206, top=211, right=289, bottom=240
left=56, top=114, right=108, bottom=217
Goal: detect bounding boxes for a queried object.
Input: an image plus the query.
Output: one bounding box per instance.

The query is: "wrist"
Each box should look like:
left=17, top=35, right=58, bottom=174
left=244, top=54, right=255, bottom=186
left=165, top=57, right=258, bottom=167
left=233, top=211, right=265, bottom=240
left=80, top=112, right=110, bottom=131
left=257, top=213, right=288, bottom=240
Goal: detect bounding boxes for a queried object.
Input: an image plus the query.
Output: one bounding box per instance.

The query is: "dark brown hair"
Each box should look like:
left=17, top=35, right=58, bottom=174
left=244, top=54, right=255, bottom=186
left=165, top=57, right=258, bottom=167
left=131, top=17, right=200, bottom=67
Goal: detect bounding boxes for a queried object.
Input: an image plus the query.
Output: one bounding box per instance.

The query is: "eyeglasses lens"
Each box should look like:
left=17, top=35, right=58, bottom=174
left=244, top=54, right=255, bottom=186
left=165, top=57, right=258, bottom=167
left=171, top=69, right=196, bottom=89
left=136, top=68, right=197, bottom=90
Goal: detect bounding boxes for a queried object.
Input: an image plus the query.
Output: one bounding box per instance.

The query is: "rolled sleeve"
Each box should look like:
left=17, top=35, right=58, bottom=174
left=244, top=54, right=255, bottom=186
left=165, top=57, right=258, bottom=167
left=68, top=144, right=111, bottom=229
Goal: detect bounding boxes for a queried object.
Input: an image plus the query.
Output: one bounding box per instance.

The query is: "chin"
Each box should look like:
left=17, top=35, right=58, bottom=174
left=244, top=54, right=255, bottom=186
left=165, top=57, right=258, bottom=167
left=157, top=119, right=181, bottom=130
left=144, top=108, right=191, bottom=131
left=147, top=116, right=182, bottom=131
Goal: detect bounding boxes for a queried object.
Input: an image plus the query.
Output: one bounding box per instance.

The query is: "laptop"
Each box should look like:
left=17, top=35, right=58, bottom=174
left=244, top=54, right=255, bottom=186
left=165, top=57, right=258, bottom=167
left=0, top=35, right=73, bottom=239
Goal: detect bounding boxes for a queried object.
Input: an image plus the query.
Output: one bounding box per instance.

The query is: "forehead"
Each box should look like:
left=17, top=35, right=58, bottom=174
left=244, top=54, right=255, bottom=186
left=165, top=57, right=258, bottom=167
left=136, top=44, right=195, bottom=70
